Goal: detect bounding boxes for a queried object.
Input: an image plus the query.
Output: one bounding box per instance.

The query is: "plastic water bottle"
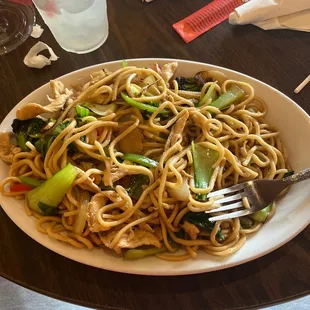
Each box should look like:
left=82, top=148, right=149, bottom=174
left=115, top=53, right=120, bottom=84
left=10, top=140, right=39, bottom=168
left=32, top=0, right=109, bottom=54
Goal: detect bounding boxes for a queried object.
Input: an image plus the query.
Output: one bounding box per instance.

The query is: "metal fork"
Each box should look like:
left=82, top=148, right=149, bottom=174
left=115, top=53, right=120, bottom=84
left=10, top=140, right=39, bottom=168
left=205, top=168, right=310, bottom=222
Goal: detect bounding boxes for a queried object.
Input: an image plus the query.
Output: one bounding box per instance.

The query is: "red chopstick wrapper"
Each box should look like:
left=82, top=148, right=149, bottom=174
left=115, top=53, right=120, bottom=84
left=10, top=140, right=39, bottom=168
left=173, top=0, right=245, bottom=43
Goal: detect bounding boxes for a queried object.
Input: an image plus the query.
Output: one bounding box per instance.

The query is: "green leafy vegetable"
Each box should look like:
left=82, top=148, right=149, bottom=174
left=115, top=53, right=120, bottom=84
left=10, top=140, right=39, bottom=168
left=76, top=105, right=90, bottom=118
left=123, top=153, right=158, bottom=168
left=198, top=82, right=218, bottom=107
left=12, top=118, right=47, bottom=151
left=121, top=93, right=169, bottom=116
left=183, top=212, right=224, bottom=241
left=34, top=121, right=74, bottom=157
left=192, top=142, right=218, bottom=201
left=126, top=174, right=149, bottom=199
left=250, top=205, right=271, bottom=223
left=27, top=163, right=78, bottom=214
left=175, top=77, right=202, bottom=91
left=210, top=84, right=245, bottom=110
left=183, top=212, right=215, bottom=231
left=122, top=59, right=128, bottom=68
left=38, top=202, right=59, bottom=216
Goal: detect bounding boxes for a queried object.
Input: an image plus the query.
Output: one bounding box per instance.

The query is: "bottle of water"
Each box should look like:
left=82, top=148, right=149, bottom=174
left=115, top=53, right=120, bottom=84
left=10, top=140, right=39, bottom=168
left=32, top=0, right=109, bottom=54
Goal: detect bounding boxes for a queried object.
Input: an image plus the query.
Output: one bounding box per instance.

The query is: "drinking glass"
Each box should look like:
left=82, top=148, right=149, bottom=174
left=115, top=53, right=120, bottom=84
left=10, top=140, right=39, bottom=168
left=32, top=0, right=109, bottom=54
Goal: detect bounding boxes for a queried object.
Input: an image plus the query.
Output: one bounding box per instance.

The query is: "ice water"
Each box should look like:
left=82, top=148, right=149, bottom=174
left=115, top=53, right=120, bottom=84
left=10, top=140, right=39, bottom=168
left=32, top=0, right=109, bottom=54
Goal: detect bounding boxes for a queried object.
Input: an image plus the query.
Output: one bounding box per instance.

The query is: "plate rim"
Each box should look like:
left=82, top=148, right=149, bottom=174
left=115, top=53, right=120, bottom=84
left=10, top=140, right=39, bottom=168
left=1, top=58, right=309, bottom=276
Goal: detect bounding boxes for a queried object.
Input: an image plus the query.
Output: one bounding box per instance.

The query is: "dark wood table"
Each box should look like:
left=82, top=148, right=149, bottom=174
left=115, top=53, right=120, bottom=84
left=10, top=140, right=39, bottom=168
left=0, top=1, right=309, bottom=309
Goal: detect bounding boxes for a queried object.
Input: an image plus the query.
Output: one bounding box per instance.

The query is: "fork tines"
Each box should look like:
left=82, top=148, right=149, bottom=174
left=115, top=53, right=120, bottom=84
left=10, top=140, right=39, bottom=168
left=205, top=183, right=248, bottom=221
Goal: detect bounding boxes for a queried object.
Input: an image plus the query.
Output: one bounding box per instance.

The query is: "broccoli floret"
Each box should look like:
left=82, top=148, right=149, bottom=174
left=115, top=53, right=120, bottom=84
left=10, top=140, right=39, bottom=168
left=175, top=77, right=202, bottom=92
left=12, top=118, right=46, bottom=151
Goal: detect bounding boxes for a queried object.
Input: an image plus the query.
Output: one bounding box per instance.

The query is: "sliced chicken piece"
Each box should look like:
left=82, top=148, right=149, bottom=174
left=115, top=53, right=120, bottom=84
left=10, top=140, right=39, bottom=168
left=110, top=166, right=132, bottom=184
left=76, top=167, right=101, bottom=193
left=153, top=226, right=163, bottom=241
left=16, top=87, right=73, bottom=120
left=87, top=191, right=123, bottom=233
left=0, top=132, right=21, bottom=164
left=159, top=61, right=178, bottom=82
left=50, top=80, right=65, bottom=98
left=87, top=192, right=110, bottom=233
left=182, top=220, right=200, bottom=240
left=165, top=110, right=189, bottom=150
left=100, top=228, right=161, bottom=254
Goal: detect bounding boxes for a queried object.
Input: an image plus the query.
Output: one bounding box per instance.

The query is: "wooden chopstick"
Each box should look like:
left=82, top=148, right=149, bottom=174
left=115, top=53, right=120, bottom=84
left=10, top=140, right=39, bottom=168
left=294, top=75, right=310, bottom=94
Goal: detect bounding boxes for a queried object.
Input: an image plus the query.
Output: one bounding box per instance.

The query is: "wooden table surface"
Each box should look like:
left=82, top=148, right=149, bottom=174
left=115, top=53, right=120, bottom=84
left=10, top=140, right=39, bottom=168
left=0, top=1, right=309, bottom=309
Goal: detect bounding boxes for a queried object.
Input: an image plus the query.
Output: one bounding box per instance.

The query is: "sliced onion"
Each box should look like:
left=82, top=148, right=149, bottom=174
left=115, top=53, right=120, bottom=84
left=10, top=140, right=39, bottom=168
left=207, top=70, right=227, bottom=85
left=74, top=191, right=90, bottom=235
left=167, top=177, right=190, bottom=202
left=84, top=103, right=117, bottom=116
left=195, top=70, right=227, bottom=86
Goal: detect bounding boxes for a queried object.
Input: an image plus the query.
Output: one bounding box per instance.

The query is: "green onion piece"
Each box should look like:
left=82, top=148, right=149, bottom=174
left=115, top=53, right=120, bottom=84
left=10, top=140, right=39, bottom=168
left=210, top=84, right=245, bottom=110
left=122, top=59, right=128, bottom=68
left=19, top=176, right=43, bottom=188
left=250, top=205, right=271, bottom=223
left=76, top=105, right=90, bottom=118
left=191, top=142, right=218, bottom=200
left=121, top=92, right=169, bottom=116
left=124, top=247, right=166, bottom=259
left=123, top=153, right=159, bottom=168
left=27, top=163, right=78, bottom=214
left=198, top=82, right=218, bottom=107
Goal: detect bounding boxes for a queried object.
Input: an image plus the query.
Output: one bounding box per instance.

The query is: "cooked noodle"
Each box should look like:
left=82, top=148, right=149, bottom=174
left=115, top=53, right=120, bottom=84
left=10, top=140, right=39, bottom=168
left=0, top=62, right=289, bottom=261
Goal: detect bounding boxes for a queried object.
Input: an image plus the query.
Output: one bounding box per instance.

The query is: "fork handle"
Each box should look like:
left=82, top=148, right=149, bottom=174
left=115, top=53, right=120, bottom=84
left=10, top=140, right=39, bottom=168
left=283, top=168, right=310, bottom=184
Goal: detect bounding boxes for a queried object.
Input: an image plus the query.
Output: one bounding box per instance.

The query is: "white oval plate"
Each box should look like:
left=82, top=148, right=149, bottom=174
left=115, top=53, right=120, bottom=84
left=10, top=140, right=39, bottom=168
left=1, top=59, right=310, bottom=276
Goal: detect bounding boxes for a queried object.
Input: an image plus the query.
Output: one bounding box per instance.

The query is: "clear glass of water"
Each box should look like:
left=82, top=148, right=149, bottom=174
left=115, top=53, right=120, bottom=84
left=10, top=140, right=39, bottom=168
left=32, top=0, right=109, bottom=54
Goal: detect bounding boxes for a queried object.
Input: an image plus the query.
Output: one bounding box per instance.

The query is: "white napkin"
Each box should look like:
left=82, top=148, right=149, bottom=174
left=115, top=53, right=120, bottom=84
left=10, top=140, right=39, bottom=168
left=24, top=42, right=58, bottom=69
left=229, top=0, right=310, bottom=32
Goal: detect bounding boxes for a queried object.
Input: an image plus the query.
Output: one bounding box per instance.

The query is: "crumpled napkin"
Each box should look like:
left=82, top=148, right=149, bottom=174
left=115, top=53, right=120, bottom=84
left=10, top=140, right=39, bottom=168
left=31, top=24, right=44, bottom=39
left=24, top=42, right=58, bottom=69
left=229, top=0, right=310, bottom=32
